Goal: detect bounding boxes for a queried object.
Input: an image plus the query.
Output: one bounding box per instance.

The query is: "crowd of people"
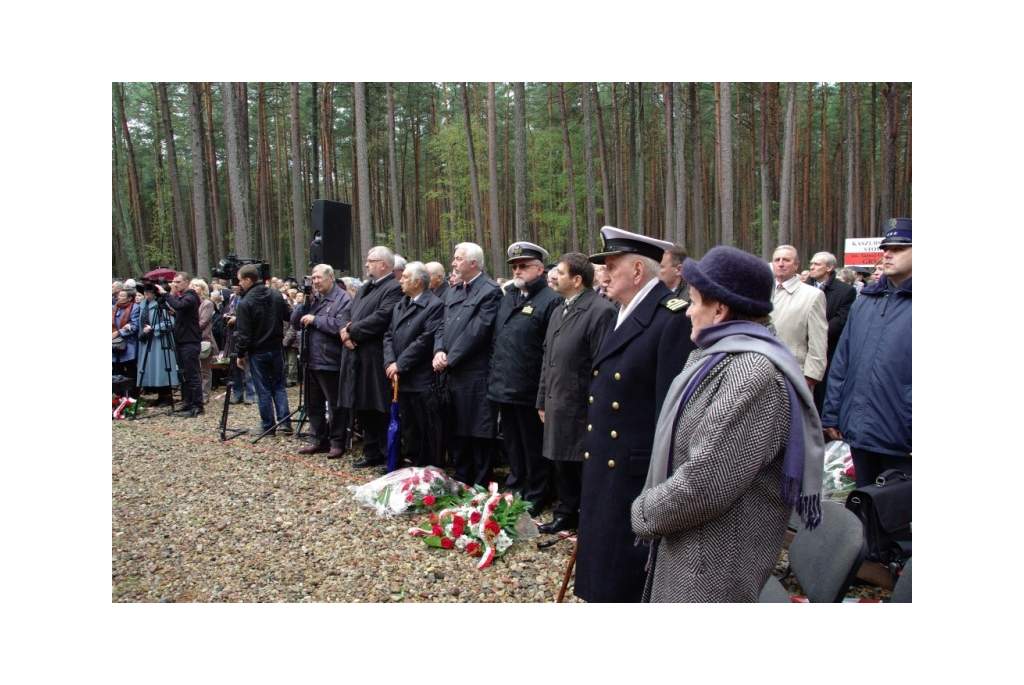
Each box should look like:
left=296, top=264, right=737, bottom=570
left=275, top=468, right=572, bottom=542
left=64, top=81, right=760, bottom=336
left=113, top=218, right=912, bottom=602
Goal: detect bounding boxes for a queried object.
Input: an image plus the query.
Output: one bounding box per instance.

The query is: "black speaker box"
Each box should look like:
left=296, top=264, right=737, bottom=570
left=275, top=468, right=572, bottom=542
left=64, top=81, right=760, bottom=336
left=310, top=200, right=352, bottom=274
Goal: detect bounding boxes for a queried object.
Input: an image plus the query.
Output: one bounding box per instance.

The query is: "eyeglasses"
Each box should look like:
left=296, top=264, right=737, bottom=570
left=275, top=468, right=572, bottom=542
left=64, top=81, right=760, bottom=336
left=512, top=262, right=543, bottom=271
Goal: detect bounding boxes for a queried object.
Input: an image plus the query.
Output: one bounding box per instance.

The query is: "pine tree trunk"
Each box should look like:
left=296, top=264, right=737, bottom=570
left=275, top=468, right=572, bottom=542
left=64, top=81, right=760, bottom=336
left=311, top=83, right=320, bottom=199
left=354, top=82, right=372, bottom=258
left=513, top=82, right=529, bottom=242
left=487, top=83, right=503, bottom=268
left=612, top=83, right=624, bottom=228
left=156, top=83, right=193, bottom=273
left=662, top=83, right=675, bottom=241
left=202, top=84, right=225, bottom=259
left=819, top=85, right=829, bottom=246
left=256, top=83, right=273, bottom=263
left=386, top=83, right=403, bottom=254
left=593, top=84, right=613, bottom=228
left=222, top=82, right=253, bottom=258
left=901, top=88, right=912, bottom=218
left=111, top=115, right=140, bottom=276
left=558, top=83, right=580, bottom=252
left=673, top=82, right=687, bottom=247
left=115, top=83, right=146, bottom=272
left=689, top=83, right=705, bottom=256
left=289, top=84, right=307, bottom=276
left=461, top=83, right=486, bottom=249
left=802, top=84, right=813, bottom=250
left=845, top=83, right=856, bottom=241
left=778, top=82, right=797, bottom=246
left=188, top=83, right=212, bottom=279
left=719, top=82, right=734, bottom=247
left=581, top=82, right=598, bottom=253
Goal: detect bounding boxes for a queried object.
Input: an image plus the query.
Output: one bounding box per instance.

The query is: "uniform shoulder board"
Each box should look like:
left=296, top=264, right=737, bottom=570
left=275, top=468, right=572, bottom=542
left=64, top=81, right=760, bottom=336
left=663, top=297, right=688, bottom=312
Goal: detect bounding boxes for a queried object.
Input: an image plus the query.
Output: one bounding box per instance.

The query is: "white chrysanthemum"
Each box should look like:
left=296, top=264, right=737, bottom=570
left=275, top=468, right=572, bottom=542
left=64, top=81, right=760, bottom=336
left=495, top=530, right=512, bottom=554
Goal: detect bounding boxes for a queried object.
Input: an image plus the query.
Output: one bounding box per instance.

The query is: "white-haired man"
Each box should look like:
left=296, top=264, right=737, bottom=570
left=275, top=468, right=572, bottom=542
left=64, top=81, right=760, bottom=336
left=340, top=246, right=404, bottom=468
left=432, top=242, right=502, bottom=486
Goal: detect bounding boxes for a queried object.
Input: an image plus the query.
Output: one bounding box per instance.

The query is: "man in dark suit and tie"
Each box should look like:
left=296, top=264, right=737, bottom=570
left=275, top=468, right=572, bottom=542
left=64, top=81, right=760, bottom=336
left=339, top=246, right=404, bottom=468
left=384, top=261, right=444, bottom=469
left=807, top=251, right=857, bottom=415
left=574, top=226, right=695, bottom=603
left=432, top=242, right=502, bottom=487
left=536, top=252, right=616, bottom=534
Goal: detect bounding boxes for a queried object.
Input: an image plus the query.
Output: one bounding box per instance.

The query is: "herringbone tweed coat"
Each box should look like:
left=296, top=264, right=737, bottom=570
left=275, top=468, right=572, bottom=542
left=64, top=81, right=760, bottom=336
left=631, top=350, right=793, bottom=603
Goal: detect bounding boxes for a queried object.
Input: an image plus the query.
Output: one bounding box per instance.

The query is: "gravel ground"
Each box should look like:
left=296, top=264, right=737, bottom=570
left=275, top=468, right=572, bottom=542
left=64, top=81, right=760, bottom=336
left=112, top=387, right=579, bottom=603
left=112, top=386, right=889, bottom=603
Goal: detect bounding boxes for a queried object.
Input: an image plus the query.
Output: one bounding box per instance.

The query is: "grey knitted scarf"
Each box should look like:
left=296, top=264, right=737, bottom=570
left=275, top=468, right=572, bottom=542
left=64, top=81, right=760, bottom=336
left=643, top=320, right=823, bottom=529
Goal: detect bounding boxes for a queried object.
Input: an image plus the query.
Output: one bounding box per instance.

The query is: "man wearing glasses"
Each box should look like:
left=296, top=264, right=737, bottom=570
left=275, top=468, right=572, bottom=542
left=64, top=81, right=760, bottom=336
left=157, top=272, right=203, bottom=417
left=339, top=247, right=403, bottom=468
left=487, top=241, right=562, bottom=517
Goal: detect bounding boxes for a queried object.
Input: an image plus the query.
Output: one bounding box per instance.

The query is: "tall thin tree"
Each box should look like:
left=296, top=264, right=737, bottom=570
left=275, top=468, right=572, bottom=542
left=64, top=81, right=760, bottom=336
left=157, top=83, right=192, bottom=273
left=461, top=83, right=486, bottom=248
left=487, top=83, right=503, bottom=270
left=778, top=82, right=797, bottom=246
left=289, top=83, right=307, bottom=278
left=673, top=82, right=687, bottom=246
left=662, top=82, right=675, bottom=241
left=354, top=82, right=372, bottom=258
left=719, top=82, right=734, bottom=247
left=386, top=83, right=403, bottom=253
left=558, top=82, right=580, bottom=252
left=188, top=83, right=212, bottom=278
left=513, top=82, right=528, bottom=242
left=222, top=82, right=253, bottom=257
left=581, top=82, right=598, bottom=253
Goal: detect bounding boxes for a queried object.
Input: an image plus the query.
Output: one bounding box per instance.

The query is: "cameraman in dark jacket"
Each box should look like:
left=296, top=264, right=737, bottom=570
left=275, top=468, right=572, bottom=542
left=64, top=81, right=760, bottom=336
left=235, top=264, right=293, bottom=435
left=159, top=271, right=204, bottom=417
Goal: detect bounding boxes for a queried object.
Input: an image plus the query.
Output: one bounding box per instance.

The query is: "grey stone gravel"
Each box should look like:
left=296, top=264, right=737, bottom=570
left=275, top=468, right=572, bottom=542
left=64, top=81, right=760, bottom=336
left=112, top=390, right=580, bottom=603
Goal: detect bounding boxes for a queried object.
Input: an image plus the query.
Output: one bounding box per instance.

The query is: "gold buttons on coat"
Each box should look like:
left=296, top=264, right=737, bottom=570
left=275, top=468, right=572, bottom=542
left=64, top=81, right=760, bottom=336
left=584, top=452, right=590, bottom=460
left=593, top=370, right=599, bottom=377
left=614, top=373, right=621, bottom=381
left=587, top=424, right=592, bottom=432
left=612, top=402, right=619, bottom=410
left=607, top=460, right=616, bottom=468
left=589, top=396, right=594, bottom=404
left=610, top=431, right=618, bottom=439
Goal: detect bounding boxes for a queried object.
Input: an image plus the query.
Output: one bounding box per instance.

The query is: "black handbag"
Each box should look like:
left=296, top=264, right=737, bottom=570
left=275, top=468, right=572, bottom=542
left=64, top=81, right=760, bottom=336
left=845, top=469, right=911, bottom=568
left=112, top=335, right=128, bottom=353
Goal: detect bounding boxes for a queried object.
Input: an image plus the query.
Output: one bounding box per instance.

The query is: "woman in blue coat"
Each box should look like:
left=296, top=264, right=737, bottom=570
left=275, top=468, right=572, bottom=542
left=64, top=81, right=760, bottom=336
left=112, top=286, right=141, bottom=398
left=135, top=286, right=179, bottom=406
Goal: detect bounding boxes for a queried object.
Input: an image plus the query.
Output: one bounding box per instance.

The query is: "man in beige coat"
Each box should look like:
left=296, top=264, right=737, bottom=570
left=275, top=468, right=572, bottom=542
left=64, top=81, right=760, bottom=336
left=770, top=245, right=827, bottom=390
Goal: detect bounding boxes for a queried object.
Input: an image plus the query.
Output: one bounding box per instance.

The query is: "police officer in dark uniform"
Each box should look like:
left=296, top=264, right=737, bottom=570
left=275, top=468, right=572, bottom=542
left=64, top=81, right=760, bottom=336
left=574, top=226, right=696, bottom=603
left=487, top=241, right=562, bottom=517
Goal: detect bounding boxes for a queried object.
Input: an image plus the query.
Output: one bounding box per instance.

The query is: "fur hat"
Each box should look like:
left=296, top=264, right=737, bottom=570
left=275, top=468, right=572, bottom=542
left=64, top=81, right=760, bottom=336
left=683, top=246, right=774, bottom=317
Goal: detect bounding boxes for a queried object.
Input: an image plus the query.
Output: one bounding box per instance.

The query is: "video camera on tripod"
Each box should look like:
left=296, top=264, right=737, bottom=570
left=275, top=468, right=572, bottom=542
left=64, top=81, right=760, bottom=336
left=212, top=254, right=272, bottom=285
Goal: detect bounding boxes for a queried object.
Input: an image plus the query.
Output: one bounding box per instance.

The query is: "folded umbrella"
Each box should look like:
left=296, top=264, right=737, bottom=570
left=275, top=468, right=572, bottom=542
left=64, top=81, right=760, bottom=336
left=385, top=377, right=402, bottom=473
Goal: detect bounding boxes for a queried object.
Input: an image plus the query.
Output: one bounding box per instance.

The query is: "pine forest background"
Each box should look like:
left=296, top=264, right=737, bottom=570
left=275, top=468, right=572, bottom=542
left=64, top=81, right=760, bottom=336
left=111, top=82, right=912, bottom=281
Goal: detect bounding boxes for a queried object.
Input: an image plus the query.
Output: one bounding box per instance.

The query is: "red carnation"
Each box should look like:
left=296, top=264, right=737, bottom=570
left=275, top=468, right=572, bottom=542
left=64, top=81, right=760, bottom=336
left=432, top=525, right=443, bottom=536
left=485, top=520, right=501, bottom=537
left=440, top=537, right=454, bottom=549
left=429, top=513, right=438, bottom=524
left=470, top=511, right=482, bottom=524
left=452, top=522, right=465, bottom=538
left=423, top=494, right=436, bottom=506
left=466, top=541, right=481, bottom=556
